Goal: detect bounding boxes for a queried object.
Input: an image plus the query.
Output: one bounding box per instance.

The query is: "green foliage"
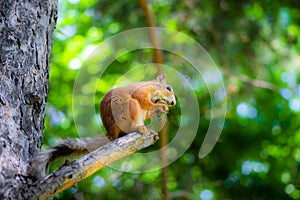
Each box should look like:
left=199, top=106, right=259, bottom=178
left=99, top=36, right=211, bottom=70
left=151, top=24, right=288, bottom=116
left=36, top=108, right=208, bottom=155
left=47, top=0, right=300, bottom=199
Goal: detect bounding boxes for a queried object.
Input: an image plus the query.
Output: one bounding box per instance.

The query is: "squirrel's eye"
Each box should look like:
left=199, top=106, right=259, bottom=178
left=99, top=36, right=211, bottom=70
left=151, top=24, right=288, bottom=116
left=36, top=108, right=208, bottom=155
left=166, top=86, right=172, bottom=91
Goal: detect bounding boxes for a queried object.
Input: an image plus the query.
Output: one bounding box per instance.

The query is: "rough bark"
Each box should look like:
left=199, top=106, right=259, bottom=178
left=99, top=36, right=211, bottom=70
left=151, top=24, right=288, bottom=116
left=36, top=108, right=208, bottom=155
left=0, top=0, right=57, bottom=198
left=0, top=1, right=159, bottom=199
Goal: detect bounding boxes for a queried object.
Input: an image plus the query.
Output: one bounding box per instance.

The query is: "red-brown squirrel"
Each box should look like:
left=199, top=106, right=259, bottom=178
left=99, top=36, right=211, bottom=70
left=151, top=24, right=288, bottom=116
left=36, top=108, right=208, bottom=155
left=29, top=74, right=176, bottom=179
left=101, top=74, right=175, bottom=140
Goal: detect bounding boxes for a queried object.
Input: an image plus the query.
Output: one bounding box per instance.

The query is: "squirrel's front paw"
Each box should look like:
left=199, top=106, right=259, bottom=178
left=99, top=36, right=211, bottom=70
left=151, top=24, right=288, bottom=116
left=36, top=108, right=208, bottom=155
left=161, top=104, right=169, bottom=112
left=154, top=103, right=169, bottom=113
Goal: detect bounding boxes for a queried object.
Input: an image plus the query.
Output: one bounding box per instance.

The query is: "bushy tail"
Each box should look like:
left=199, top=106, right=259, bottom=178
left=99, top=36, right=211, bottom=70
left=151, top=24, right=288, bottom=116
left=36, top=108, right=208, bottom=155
left=29, top=135, right=110, bottom=180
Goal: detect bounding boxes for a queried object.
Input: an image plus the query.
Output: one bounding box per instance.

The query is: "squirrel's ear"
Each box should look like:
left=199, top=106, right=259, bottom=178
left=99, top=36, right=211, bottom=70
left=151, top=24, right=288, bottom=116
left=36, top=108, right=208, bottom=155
left=156, top=74, right=166, bottom=83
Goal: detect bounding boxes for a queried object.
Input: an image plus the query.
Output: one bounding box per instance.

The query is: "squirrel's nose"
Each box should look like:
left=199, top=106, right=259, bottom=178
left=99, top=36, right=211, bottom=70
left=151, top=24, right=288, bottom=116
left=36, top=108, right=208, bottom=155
left=171, top=101, right=175, bottom=106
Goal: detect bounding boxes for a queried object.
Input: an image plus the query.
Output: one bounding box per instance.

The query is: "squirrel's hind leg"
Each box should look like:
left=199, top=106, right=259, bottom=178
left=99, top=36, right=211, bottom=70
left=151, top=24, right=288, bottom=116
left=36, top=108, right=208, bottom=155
left=128, top=99, right=149, bottom=135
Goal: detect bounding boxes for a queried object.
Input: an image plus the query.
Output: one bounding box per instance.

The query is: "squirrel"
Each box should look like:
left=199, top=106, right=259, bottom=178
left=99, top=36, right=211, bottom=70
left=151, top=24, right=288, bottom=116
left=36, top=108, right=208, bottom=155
left=29, top=74, right=176, bottom=179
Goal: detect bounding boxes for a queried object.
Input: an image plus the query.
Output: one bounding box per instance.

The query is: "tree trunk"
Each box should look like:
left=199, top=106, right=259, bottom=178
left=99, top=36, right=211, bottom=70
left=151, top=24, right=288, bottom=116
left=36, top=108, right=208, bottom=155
left=0, top=0, right=57, bottom=198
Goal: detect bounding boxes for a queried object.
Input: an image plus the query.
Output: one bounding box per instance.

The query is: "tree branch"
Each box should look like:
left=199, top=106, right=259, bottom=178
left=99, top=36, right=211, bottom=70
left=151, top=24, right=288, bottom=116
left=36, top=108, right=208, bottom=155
left=28, top=131, right=159, bottom=200
left=239, top=75, right=279, bottom=91
left=139, top=2, right=169, bottom=199
left=139, top=0, right=164, bottom=69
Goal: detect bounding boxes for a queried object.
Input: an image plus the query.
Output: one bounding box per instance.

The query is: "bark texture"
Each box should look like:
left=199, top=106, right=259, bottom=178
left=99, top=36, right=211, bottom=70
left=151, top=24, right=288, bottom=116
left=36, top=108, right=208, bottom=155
left=0, top=1, right=158, bottom=199
left=0, top=0, right=57, bottom=198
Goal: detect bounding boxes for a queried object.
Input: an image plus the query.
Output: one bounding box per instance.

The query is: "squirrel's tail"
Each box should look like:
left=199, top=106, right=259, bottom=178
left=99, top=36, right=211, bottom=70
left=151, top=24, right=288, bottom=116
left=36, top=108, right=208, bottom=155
left=29, top=135, right=110, bottom=180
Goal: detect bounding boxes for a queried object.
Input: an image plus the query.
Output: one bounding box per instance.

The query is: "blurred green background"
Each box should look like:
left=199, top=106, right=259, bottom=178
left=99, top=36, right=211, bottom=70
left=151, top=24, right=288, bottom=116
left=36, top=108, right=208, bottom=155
left=45, top=0, right=300, bottom=199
